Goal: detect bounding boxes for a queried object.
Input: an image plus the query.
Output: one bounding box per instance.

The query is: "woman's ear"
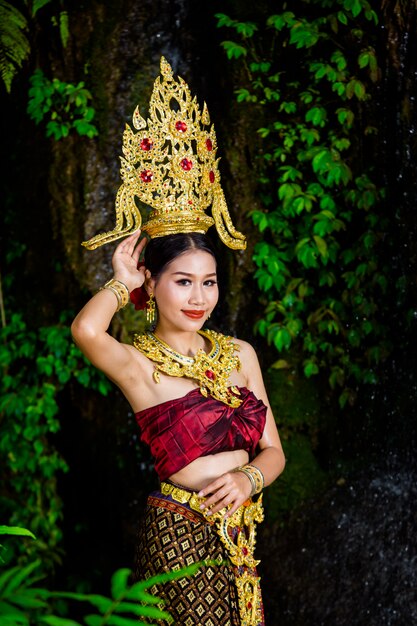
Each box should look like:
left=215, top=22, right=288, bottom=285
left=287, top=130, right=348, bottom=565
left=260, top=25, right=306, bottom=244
left=144, top=269, right=156, bottom=295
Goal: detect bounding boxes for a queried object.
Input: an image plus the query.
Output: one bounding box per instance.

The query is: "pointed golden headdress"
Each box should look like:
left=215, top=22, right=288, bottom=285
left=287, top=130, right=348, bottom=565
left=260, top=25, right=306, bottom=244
left=82, top=57, right=246, bottom=250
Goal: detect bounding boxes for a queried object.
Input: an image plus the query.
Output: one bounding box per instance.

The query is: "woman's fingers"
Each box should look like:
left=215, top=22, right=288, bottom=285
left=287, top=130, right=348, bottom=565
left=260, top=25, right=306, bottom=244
left=132, top=233, right=148, bottom=262
left=124, top=230, right=142, bottom=256
left=198, top=472, right=252, bottom=517
left=198, top=477, right=224, bottom=501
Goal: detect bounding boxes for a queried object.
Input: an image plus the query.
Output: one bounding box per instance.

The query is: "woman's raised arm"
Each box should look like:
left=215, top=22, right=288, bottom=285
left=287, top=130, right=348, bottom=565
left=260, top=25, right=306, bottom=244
left=71, top=232, right=146, bottom=382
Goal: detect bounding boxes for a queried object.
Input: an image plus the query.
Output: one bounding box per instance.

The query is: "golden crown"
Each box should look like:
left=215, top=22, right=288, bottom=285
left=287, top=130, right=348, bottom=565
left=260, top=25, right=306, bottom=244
left=82, top=57, right=246, bottom=250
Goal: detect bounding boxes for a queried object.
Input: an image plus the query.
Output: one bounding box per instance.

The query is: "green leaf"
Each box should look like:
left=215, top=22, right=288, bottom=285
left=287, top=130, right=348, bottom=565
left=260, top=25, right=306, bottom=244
left=313, top=235, right=328, bottom=259
left=337, top=11, right=348, bottom=25
left=304, top=361, right=319, bottom=377
left=59, top=12, right=69, bottom=48
left=215, top=13, right=237, bottom=29
left=221, top=41, right=247, bottom=60
left=84, top=617, right=104, bottom=626
left=3, top=560, right=42, bottom=595
left=32, top=0, right=53, bottom=17
left=305, top=106, right=327, bottom=127
left=272, top=328, right=292, bottom=351
left=267, top=13, right=295, bottom=31
left=40, top=617, right=82, bottom=626
left=235, top=21, right=258, bottom=38
left=116, top=602, right=170, bottom=619
left=100, top=617, right=147, bottom=626
left=6, top=591, right=48, bottom=610
left=270, top=359, right=290, bottom=370
left=0, top=610, right=28, bottom=626
left=0, top=527, right=36, bottom=539
left=111, top=569, right=131, bottom=600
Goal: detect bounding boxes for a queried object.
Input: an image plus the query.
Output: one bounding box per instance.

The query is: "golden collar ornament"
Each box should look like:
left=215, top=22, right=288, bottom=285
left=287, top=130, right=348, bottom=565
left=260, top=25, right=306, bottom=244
left=82, top=57, right=246, bottom=250
left=133, top=329, right=243, bottom=407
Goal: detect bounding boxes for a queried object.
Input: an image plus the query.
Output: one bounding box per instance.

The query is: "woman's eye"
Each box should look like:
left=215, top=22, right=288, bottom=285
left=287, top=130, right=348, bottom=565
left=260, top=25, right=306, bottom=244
left=204, top=280, right=217, bottom=287
left=176, top=279, right=191, bottom=286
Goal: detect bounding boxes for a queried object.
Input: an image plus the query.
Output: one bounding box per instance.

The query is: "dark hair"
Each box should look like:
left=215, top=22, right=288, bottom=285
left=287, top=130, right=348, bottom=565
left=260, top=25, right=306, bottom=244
left=144, top=232, right=218, bottom=278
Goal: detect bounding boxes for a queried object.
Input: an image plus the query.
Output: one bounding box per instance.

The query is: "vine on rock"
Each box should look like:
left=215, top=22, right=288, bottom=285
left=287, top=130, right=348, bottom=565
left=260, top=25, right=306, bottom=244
left=216, top=0, right=391, bottom=407
left=0, top=313, right=112, bottom=568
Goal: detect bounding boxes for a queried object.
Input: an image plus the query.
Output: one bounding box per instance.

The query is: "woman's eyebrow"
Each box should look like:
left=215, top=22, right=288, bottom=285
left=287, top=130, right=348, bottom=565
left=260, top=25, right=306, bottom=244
left=171, top=271, right=217, bottom=277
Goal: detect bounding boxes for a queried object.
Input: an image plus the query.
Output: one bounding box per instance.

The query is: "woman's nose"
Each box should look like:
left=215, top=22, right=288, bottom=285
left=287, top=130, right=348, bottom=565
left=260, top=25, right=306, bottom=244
left=189, top=284, right=205, bottom=305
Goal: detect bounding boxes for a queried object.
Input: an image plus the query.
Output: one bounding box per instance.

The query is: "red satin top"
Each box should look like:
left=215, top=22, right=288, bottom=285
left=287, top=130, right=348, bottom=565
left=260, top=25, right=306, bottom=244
left=135, top=387, right=267, bottom=481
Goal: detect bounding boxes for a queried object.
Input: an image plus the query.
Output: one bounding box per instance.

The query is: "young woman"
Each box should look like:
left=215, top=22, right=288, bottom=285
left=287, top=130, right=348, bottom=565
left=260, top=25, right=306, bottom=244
left=71, top=228, right=285, bottom=625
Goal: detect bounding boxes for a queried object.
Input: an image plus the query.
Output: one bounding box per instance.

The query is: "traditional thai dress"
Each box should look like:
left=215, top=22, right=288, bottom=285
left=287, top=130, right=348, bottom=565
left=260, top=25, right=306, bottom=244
left=133, top=385, right=267, bottom=626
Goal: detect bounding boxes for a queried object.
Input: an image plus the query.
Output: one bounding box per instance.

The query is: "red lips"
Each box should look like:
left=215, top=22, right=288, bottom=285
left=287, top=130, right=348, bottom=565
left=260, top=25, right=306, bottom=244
left=182, top=310, right=205, bottom=319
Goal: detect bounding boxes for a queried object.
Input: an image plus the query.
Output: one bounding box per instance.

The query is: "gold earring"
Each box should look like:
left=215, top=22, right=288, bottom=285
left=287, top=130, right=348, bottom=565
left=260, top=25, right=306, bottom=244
left=146, top=292, right=156, bottom=323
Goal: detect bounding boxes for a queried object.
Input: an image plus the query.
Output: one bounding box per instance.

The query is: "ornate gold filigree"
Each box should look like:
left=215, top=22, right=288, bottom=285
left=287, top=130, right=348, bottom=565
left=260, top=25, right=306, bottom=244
left=133, top=329, right=242, bottom=407
left=206, top=497, right=265, bottom=626
left=82, top=57, right=246, bottom=250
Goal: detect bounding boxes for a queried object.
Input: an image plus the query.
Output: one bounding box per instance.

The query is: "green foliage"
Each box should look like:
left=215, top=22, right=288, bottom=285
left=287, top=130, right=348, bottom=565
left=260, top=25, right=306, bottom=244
left=0, top=0, right=69, bottom=93
left=49, top=564, right=203, bottom=626
left=0, top=557, right=200, bottom=625
left=216, top=1, right=391, bottom=406
left=0, top=313, right=112, bottom=568
left=27, top=69, right=98, bottom=140
left=0, top=0, right=30, bottom=92
left=0, top=527, right=201, bottom=626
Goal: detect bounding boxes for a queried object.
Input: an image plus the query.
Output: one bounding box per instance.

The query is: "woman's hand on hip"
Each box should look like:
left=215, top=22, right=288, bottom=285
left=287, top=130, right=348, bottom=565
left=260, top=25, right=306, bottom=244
left=111, top=231, right=147, bottom=292
left=198, top=470, right=252, bottom=518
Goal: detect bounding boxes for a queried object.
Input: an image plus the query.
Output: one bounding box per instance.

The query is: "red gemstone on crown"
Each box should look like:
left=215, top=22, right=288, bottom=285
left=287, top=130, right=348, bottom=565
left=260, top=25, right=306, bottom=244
left=176, top=121, right=187, bottom=132
left=140, top=170, right=153, bottom=183
left=205, top=370, right=216, bottom=380
left=140, top=138, right=153, bottom=151
left=206, top=138, right=213, bottom=151
left=180, top=158, right=193, bottom=171
left=242, top=547, right=248, bottom=555
left=247, top=602, right=252, bottom=609
left=209, top=171, right=215, bottom=183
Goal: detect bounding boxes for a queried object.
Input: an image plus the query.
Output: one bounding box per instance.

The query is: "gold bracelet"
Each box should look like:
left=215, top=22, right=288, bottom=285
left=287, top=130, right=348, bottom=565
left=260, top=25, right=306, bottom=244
left=234, top=463, right=264, bottom=496
left=100, top=278, right=130, bottom=312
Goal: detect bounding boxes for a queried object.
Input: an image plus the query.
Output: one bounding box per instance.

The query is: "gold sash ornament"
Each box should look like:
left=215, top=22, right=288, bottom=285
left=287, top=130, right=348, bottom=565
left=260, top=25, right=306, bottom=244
left=161, top=481, right=264, bottom=626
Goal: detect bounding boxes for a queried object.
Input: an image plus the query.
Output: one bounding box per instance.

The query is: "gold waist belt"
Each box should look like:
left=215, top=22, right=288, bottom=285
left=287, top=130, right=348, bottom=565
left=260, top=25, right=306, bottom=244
left=160, top=481, right=264, bottom=626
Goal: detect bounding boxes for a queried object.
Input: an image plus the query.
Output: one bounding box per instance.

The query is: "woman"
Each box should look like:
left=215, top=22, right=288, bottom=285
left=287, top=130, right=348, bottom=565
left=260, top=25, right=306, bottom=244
left=71, top=228, right=285, bottom=625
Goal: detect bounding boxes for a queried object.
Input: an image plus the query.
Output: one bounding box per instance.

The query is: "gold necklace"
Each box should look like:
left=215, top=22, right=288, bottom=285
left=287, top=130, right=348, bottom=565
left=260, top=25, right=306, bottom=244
left=133, top=329, right=242, bottom=407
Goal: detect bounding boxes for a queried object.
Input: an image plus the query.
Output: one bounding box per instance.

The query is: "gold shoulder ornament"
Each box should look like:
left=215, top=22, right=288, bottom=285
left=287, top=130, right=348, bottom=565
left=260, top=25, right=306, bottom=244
left=133, top=329, right=242, bottom=408
left=82, top=57, right=246, bottom=251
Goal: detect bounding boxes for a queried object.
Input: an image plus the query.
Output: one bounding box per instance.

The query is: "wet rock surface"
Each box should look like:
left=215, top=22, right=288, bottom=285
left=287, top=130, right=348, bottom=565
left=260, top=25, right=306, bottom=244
left=259, top=458, right=417, bottom=626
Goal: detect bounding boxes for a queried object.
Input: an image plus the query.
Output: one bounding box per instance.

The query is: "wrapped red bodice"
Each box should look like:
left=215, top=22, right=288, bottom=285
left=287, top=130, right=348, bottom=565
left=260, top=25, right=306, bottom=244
left=135, top=387, right=267, bottom=481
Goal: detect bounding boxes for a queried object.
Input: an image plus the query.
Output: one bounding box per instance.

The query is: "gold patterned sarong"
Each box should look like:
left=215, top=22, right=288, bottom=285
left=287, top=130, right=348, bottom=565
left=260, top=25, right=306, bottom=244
left=133, top=483, right=265, bottom=626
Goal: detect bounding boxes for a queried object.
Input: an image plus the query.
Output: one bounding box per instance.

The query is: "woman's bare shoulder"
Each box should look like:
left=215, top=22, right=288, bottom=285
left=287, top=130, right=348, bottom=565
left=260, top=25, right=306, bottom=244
left=232, top=337, right=258, bottom=360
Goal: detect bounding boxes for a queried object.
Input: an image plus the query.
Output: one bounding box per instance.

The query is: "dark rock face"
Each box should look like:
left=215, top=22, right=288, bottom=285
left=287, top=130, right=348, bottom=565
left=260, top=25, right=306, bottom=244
left=259, top=459, right=417, bottom=625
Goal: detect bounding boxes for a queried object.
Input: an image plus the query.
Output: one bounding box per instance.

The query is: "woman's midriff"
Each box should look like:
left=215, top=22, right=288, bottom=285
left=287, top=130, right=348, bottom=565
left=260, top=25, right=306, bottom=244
left=168, top=449, right=249, bottom=492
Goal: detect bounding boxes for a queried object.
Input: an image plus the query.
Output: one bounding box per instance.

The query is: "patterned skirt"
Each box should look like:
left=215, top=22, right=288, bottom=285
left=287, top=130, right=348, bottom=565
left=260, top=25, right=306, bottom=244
left=133, top=484, right=265, bottom=626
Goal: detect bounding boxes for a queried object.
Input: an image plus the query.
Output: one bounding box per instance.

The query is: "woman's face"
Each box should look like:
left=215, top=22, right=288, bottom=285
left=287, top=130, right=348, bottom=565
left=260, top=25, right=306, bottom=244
left=150, top=249, right=218, bottom=332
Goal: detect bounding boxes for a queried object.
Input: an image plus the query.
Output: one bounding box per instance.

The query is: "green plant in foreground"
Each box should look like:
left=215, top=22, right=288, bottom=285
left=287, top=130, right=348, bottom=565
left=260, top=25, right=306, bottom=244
left=0, top=525, right=200, bottom=625
left=0, top=313, right=112, bottom=568
left=216, top=0, right=391, bottom=406
left=27, top=69, right=98, bottom=140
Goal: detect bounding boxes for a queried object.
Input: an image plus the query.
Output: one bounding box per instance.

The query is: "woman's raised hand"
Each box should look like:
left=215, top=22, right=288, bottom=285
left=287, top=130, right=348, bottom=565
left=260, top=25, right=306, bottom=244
left=112, top=231, right=147, bottom=292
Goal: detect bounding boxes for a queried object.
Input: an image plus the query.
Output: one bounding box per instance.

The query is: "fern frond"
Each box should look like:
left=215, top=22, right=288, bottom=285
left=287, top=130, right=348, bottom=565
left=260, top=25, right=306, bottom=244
left=0, top=0, right=30, bottom=92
